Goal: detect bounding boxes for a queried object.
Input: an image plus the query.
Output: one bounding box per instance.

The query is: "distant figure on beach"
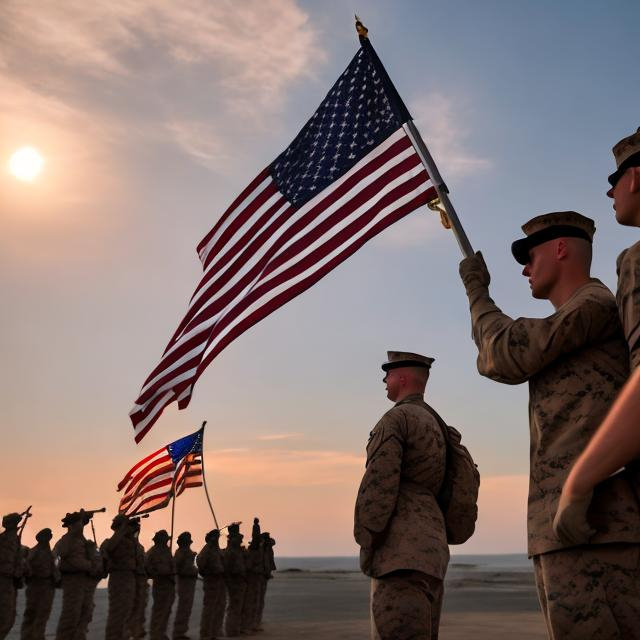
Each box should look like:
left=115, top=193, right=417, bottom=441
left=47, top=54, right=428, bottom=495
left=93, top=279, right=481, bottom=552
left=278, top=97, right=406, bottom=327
left=556, top=128, right=640, bottom=546
left=128, top=518, right=148, bottom=640
left=146, top=529, right=175, bottom=640
left=197, top=529, right=225, bottom=640
left=54, top=511, right=92, bottom=640
left=459, top=211, right=640, bottom=638
left=173, top=531, right=198, bottom=640
left=101, top=514, right=137, bottom=640
left=354, top=352, right=450, bottom=640
left=251, top=517, right=261, bottom=542
left=256, top=532, right=275, bottom=632
left=20, top=527, right=58, bottom=640
left=222, top=523, right=247, bottom=638
left=0, top=513, right=24, bottom=639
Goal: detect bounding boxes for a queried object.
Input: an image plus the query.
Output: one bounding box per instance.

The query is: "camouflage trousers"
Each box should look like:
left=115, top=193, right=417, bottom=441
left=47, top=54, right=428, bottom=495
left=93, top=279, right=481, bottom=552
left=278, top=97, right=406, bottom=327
left=128, top=575, right=149, bottom=639
left=0, top=576, right=17, bottom=640
left=533, top=543, right=640, bottom=640
left=172, top=576, right=196, bottom=639
left=200, top=575, right=225, bottom=640
left=55, top=573, right=88, bottom=640
left=75, top=578, right=99, bottom=640
left=150, top=578, right=175, bottom=640
left=20, top=578, right=55, bottom=640
left=223, top=577, right=246, bottom=638
left=105, top=571, right=136, bottom=640
left=370, top=570, right=444, bottom=640
left=240, top=573, right=261, bottom=632
left=255, top=576, right=268, bottom=629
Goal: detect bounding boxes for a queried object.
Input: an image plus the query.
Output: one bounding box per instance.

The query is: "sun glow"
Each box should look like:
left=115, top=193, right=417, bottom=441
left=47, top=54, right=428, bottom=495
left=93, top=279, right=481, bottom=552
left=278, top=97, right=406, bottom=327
left=9, top=146, right=45, bottom=182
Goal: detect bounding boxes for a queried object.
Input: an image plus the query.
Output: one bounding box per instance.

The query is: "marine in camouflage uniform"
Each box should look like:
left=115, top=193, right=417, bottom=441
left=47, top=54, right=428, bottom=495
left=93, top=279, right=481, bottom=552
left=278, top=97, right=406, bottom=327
left=255, top=532, right=276, bottom=631
left=172, top=532, right=198, bottom=640
left=240, top=537, right=262, bottom=633
left=128, top=519, right=149, bottom=640
left=222, top=524, right=246, bottom=638
left=20, top=528, right=59, bottom=640
left=354, top=351, right=448, bottom=640
left=75, top=539, right=105, bottom=640
left=146, top=530, right=175, bottom=640
left=460, top=211, right=640, bottom=640
left=53, top=512, right=92, bottom=640
left=101, top=514, right=137, bottom=640
left=197, top=529, right=225, bottom=640
left=0, top=513, right=23, bottom=640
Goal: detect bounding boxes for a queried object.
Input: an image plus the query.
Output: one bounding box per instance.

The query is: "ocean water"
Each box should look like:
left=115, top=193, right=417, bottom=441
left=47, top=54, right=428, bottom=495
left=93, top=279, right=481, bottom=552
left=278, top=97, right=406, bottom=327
left=276, top=553, right=531, bottom=573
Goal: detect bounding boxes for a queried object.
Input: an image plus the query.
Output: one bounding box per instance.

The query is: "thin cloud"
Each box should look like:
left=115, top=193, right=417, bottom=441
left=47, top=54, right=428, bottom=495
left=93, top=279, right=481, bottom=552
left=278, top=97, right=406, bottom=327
left=411, top=92, right=493, bottom=179
left=256, top=433, right=303, bottom=441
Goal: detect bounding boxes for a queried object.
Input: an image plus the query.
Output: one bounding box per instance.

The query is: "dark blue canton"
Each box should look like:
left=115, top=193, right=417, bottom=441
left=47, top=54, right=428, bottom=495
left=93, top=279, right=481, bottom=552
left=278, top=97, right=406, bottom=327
left=271, top=47, right=402, bottom=207
left=167, top=428, right=203, bottom=464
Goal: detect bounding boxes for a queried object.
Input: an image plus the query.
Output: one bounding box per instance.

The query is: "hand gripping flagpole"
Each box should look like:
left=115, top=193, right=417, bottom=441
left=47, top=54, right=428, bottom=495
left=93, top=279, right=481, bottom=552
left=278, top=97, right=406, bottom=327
left=355, top=16, right=474, bottom=259
left=199, top=421, right=220, bottom=529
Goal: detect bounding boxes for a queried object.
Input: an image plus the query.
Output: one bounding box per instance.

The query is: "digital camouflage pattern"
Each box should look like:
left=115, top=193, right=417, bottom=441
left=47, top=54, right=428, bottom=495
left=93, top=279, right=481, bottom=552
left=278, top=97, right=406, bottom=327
left=0, top=523, right=21, bottom=639
left=102, top=529, right=136, bottom=640
left=146, top=541, right=175, bottom=640
left=173, top=544, right=198, bottom=639
left=354, top=394, right=448, bottom=580
left=223, top=536, right=247, bottom=638
left=53, top=530, right=91, bottom=640
left=533, top=543, right=640, bottom=639
left=197, top=539, right=226, bottom=640
left=75, top=541, right=105, bottom=640
left=21, top=539, right=57, bottom=640
left=370, top=570, right=443, bottom=640
left=129, top=539, right=148, bottom=640
left=240, top=543, right=262, bottom=633
left=460, top=267, right=640, bottom=556
left=616, top=240, right=640, bottom=370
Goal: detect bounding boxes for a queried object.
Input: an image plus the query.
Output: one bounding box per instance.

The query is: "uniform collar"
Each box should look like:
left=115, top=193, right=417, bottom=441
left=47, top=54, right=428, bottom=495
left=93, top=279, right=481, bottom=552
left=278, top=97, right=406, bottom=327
left=395, top=393, right=424, bottom=406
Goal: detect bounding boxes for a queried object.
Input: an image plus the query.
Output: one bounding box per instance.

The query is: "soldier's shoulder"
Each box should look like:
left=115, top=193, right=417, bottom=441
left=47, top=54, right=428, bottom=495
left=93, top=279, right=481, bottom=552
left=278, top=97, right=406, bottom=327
left=565, top=279, right=617, bottom=311
left=617, top=240, right=640, bottom=273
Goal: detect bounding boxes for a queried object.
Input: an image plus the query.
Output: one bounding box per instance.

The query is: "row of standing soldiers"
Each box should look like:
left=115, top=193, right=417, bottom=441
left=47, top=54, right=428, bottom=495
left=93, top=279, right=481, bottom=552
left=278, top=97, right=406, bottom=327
left=0, top=510, right=276, bottom=639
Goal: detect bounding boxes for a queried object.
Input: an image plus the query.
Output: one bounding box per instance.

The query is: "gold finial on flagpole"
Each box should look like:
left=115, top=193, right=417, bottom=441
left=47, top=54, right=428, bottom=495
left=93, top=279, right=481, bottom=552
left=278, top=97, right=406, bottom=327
left=355, top=14, right=368, bottom=39
left=428, top=197, right=452, bottom=230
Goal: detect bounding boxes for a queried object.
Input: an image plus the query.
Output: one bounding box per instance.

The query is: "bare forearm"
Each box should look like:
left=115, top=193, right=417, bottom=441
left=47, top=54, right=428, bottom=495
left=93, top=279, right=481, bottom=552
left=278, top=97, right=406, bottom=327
left=566, top=366, right=640, bottom=496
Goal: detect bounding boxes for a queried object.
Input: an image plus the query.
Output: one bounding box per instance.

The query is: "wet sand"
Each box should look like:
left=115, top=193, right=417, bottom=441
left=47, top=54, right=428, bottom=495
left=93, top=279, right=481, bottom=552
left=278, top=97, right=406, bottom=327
left=10, top=565, right=547, bottom=639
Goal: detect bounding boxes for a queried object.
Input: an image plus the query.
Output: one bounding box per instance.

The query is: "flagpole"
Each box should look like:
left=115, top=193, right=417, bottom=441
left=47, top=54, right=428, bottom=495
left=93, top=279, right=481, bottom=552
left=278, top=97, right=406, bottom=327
left=170, top=492, right=176, bottom=552
left=199, top=421, right=220, bottom=529
left=403, top=120, right=474, bottom=258
left=356, top=15, right=474, bottom=259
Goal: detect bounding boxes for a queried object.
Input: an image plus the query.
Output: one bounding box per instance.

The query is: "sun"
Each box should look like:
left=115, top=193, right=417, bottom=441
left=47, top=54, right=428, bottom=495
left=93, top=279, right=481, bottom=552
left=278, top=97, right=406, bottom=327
left=9, top=146, right=45, bottom=182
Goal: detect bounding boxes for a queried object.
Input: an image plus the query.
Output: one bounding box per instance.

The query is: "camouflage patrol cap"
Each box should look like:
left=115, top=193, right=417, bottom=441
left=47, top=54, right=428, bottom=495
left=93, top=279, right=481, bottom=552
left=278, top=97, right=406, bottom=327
left=152, top=529, right=170, bottom=542
left=227, top=523, right=241, bottom=536
left=61, top=511, right=85, bottom=528
left=2, top=513, right=21, bottom=528
left=381, top=351, right=435, bottom=372
left=205, top=529, right=220, bottom=543
left=111, top=514, right=129, bottom=530
left=511, top=211, right=595, bottom=265
left=609, top=127, right=640, bottom=187
left=177, top=531, right=192, bottom=546
left=35, top=528, right=52, bottom=543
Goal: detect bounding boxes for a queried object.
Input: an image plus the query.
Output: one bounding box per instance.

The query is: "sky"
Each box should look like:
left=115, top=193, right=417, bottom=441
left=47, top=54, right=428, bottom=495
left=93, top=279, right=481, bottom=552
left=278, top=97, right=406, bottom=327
left=2, top=0, right=640, bottom=556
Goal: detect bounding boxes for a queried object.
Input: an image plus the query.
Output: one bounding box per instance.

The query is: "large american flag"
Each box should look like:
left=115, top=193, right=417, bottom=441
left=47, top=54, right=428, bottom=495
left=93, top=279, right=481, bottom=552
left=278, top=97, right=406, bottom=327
left=130, top=38, right=437, bottom=442
left=118, top=428, right=204, bottom=515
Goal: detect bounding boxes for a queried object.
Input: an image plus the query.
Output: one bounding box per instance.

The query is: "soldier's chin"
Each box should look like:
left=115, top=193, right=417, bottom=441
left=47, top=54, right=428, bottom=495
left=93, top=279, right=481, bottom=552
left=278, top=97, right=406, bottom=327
left=614, top=209, right=639, bottom=227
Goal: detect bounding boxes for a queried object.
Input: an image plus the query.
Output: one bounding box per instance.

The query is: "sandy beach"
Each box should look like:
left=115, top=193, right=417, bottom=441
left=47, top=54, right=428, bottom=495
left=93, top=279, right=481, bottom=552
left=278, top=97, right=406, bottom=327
left=10, top=558, right=547, bottom=639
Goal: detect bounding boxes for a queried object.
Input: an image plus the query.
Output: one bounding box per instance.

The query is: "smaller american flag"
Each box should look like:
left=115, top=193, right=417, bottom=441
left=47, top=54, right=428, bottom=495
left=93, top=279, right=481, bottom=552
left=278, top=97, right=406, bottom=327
left=118, top=427, right=204, bottom=516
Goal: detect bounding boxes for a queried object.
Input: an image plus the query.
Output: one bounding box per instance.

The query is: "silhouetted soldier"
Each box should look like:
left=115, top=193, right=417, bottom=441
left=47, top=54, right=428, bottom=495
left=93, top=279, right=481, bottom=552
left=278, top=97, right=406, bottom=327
left=0, top=513, right=24, bottom=639
left=223, top=524, right=246, bottom=638
left=75, top=539, right=105, bottom=640
left=128, top=518, right=148, bottom=640
left=256, top=532, right=275, bottom=631
left=20, top=528, right=58, bottom=640
left=197, top=530, right=225, bottom=640
left=172, top=532, right=198, bottom=640
left=101, top=514, right=137, bottom=640
left=54, top=511, right=92, bottom=640
left=146, top=529, right=175, bottom=640
left=240, top=537, right=262, bottom=634
left=251, top=518, right=260, bottom=543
